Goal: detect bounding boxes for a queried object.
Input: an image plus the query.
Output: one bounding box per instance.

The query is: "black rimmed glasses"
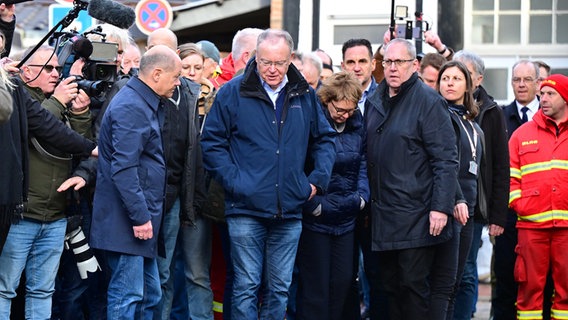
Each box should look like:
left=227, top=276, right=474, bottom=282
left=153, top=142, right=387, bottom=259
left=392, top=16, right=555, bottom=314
left=26, top=64, right=63, bottom=74
left=381, top=59, right=414, bottom=68
left=330, top=101, right=357, bottom=116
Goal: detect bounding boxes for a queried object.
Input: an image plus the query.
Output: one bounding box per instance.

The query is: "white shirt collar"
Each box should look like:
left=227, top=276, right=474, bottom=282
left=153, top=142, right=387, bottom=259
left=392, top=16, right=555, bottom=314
left=259, top=74, right=288, bottom=107
left=516, top=97, right=539, bottom=121
left=358, top=81, right=373, bottom=115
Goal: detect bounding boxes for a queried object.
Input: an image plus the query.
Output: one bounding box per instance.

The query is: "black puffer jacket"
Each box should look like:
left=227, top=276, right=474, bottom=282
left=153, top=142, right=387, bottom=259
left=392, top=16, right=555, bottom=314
left=366, top=73, right=459, bottom=251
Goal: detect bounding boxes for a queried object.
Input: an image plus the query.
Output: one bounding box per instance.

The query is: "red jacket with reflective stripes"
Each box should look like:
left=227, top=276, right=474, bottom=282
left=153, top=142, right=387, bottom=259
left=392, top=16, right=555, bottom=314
left=508, top=109, right=568, bottom=229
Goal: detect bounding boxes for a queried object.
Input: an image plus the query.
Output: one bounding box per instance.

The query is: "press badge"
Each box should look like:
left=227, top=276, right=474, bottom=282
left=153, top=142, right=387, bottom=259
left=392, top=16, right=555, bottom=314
left=469, top=161, right=478, bottom=175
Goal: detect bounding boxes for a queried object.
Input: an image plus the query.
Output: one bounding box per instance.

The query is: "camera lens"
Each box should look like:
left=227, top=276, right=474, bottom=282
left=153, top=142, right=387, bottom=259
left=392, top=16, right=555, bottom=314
left=96, top=65, right=112, bottom=81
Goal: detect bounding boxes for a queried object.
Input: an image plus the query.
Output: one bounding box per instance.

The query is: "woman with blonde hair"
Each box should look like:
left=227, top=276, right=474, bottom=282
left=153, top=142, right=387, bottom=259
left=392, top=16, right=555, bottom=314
left=296, top=71, right=369, bottom=320
left=178, top=43, right=216, bottom=126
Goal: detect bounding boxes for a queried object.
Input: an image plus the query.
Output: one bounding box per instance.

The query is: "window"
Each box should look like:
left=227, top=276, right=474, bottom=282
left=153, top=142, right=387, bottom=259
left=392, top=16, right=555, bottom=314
left=333, top=24, right=388, bottom=45
left=469, top=0, right=568, bottom=45
left=483, top=68, right=509, bottom=101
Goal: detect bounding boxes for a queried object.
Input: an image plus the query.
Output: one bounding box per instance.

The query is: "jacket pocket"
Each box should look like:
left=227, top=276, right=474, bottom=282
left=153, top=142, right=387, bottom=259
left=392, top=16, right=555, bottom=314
left=517, top=187, right=541, bottom=217
left=514, top=244, right=527, bottom=283
left=518, top=144, right=539, bottom=155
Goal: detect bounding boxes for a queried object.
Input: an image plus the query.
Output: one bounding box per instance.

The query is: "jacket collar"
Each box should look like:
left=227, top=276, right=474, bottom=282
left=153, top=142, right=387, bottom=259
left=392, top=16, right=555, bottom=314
left=533, top=108, right=568, bottom=132
left=127, top=76, right=163, bottom=112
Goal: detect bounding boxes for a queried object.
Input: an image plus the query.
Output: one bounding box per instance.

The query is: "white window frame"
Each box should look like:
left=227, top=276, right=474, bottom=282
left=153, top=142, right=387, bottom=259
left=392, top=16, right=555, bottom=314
left=464, top=0, right=568, bottom=56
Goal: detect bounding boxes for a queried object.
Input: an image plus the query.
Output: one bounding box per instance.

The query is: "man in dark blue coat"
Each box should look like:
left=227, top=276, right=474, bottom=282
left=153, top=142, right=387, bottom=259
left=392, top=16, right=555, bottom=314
left=201, top=29, right=336, bottom=319
left=90, top=45, right=182, bottom=319
left=365, top=38, right=458, bottom=319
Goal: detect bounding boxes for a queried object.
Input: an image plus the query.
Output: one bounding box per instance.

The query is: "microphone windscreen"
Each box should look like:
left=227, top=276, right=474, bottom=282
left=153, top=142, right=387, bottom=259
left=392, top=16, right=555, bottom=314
left=72, top=37, right=94, bottom=59
left=87, top=0, right=136, bottom=30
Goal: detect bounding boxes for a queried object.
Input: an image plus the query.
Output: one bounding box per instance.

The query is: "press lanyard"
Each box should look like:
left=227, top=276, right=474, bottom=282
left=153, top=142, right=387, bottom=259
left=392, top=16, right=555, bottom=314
left=456, top=115, right=477, bottom=161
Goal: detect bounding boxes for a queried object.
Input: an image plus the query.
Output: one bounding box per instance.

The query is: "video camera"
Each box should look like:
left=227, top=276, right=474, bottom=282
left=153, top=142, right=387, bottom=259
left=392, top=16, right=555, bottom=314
left=53, top=28, right=119, bottom=97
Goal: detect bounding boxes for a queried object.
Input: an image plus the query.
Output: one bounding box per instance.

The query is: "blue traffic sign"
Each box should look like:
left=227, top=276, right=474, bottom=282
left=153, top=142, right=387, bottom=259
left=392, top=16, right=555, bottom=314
left=49, top=4, right=95, bottom=33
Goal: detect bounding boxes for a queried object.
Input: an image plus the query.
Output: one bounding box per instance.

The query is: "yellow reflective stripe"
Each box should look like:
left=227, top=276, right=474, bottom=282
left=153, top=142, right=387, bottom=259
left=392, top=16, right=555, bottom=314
left=552, top=159, right=568, bottom=169
left=520, top=159, right=568, bottom=176
left=213, top=300, right=223, bottom=313
left=511, top=167, right=521, bottom=179
left=551, top=308, right=568, bottom=319
left=518, top=210, right=568, bottom=223
left=517, top=309, right=542, bottom=319
left=510, top=189, right=521, bottom=204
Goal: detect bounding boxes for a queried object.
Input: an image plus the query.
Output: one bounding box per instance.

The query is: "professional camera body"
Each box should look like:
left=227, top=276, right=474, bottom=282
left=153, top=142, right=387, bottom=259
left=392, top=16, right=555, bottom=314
left=54, top=29, right=119, bottom=97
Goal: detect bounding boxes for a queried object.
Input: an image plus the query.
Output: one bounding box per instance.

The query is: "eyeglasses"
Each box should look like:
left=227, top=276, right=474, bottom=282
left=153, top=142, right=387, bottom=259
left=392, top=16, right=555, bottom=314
left=257, top=58, right=289, bottom=68
left=27, top=64, right=62, bottom=74
left=512, top=77, right=535, bottom=84
left=381, top=59, right=414, bottom=68
left=330, top=101, right=357, bottom=116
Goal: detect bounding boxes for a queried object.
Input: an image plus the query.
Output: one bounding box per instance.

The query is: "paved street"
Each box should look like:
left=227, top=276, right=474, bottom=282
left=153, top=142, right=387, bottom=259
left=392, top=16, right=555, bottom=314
left=475, top=283, right=491, bottom=319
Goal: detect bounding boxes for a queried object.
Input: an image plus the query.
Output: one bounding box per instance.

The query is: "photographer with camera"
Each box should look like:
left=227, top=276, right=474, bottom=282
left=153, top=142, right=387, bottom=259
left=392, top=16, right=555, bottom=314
left=0, top=44, right=95, bottom=319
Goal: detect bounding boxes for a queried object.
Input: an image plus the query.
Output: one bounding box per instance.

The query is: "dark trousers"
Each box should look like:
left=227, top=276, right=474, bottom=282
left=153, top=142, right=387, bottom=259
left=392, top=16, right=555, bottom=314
left=377, top=246, right=436, bottom=320
left=297, top=228, right=355, bottom=320
left=429, top=219, right=475, bottom=320
left=358, top=212, right=389, bottom=320
left=429, top=221, right=460, bottom=320
left=448, top=218, right=474, bottom=318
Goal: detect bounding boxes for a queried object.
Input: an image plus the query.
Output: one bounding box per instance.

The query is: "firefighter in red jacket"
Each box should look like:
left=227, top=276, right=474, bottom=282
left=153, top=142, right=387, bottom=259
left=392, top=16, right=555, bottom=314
left=509, top=74, right=568, bottom=320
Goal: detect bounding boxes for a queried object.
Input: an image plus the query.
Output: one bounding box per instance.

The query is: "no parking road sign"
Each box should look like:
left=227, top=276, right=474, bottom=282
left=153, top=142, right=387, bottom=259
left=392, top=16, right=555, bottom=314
left=135, top=0, right=173, bottom=35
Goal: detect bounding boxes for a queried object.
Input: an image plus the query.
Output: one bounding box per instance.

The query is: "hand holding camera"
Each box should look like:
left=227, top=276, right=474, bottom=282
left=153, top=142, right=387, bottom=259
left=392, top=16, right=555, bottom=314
left=53, top=76, right=80, bottom=105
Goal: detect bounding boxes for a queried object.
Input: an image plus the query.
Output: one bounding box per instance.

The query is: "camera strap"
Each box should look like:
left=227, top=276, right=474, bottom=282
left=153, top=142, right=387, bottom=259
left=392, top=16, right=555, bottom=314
left=30, top=137, right=73, bottom=161
left=30, top=115, right=72, bottom=161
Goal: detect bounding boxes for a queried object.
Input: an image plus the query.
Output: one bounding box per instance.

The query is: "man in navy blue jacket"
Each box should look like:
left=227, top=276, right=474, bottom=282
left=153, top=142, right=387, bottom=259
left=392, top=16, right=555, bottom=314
left=201, top=29, right=336, bottom=319
left=90, top=45, right=182, bottom=319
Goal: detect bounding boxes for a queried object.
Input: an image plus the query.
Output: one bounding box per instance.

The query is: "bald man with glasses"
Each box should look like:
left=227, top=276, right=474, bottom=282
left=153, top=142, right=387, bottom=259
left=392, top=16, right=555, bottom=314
left=365, top=39, right=458, bottom=319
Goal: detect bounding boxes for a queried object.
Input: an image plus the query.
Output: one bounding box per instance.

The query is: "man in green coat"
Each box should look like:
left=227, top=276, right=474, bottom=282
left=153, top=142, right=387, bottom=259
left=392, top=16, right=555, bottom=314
left=0, top=45, right=93, bottom=319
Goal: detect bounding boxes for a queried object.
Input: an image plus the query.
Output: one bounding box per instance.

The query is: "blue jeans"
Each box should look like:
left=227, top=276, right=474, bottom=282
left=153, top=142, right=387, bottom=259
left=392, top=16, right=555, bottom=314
left=106, top=251, right=161, bottom=319
left=453, top=221, right=483, bottom=320
left=170, top=247, right=189, bottom=320
left=227, top=215, right=302, bottom=320
left=155, top=198, right=181, bottom=320
left=180, top=213, right=213, bottom=320
left=0, top=218, right=67, bottom=320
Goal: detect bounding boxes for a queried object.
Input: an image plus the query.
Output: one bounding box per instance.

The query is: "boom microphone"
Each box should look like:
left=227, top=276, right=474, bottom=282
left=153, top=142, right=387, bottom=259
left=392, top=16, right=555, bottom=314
left=87, top=0, right=136, bottom=30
